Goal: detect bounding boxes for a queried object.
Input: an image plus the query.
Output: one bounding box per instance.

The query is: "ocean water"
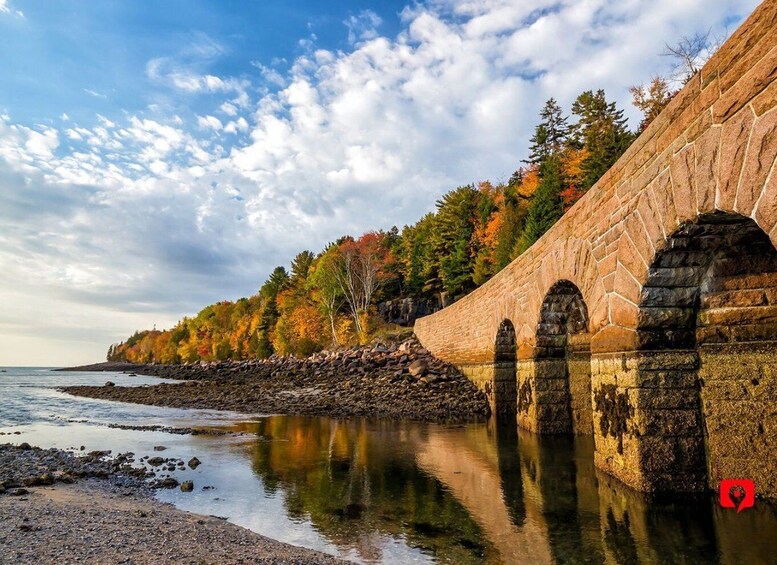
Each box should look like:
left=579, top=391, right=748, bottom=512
left=1, top=367, right=775, bottom=564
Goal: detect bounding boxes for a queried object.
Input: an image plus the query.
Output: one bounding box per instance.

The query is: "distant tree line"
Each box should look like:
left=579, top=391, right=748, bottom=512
left=108, top=85, right=675, bottom=363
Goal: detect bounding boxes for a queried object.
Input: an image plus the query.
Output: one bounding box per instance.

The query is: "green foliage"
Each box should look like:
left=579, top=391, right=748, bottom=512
left=516, top=155, right=564, bottom=254
left=570, top=90, right=634, bottom=191
left=290, top=251, right=315, bottom=284
left=431, top=186, right=479, bottom=297
left=495, top=187, right=528, bottom=269
left=527, top=98, right=568, bottom=167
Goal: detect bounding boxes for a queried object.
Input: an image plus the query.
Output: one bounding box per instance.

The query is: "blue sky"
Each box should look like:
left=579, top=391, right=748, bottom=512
left=0, top=0, right=759, bottom=365
left=0, top=1, right=406, bottom=123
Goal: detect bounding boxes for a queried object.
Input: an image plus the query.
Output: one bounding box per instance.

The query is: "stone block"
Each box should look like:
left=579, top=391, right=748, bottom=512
left=716, top=107, right=755, bottom=210
left=694, top=125, right=722, bottom=212
left=714, top=43, right=777, bottom=122
left=610, top=294, right=638, bottom=328
left=631, top=408, right=701, bottom=437
left=670, top=145, right=698, bottom=222
left=735, top=108, right=777, bottom=216
left=629, top=387, right=699, bottom=409
left=637, top=306, right=695, bottom=329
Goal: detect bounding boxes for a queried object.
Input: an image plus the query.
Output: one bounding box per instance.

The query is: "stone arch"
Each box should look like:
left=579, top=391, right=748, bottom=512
left=493, top=319, right=518, bottom=421
left=635, top=211, right=777, bottom=492
left=532, top=280, right=593, bottom=435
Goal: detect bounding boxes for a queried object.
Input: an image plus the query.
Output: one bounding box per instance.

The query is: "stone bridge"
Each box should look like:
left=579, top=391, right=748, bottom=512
left=415, top=0, right=777, bottom=498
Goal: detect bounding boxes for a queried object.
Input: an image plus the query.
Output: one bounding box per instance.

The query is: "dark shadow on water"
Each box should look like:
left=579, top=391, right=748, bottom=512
left=495, top=421, right=526, bottom=527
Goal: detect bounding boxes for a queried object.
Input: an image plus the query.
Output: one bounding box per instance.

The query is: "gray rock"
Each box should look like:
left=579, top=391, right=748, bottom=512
left=160, top=477, right=179, bottom=489
left=408, top=360, right=428, bottom=378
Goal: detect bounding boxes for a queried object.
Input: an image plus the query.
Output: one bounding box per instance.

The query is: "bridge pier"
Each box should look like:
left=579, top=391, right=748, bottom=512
left=590, top=351, right=706, bottom=493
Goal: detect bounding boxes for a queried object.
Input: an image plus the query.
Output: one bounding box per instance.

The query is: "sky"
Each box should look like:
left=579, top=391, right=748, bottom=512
left=0, top=0, right=759, bottom=366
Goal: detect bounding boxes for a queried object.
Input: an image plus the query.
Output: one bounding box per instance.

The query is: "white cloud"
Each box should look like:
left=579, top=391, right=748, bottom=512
left=197, top=114, right=223, bottom=131
left=345, top=10, right=384, bottom=44
left=0, top=0, right=23, bottom=17
left=223, top=117, right=249, bottom=134
left=84, top=88, right=108, bottom=99
left=0, top=0, right=760, bottom=364
left=219, top=102, right=238, bottom=116
left=251, top=61, right=287, bottom=88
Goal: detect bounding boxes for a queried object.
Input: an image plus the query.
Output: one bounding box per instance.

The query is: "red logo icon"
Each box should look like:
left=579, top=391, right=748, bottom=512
left=719, top=479, right=755, bottom=512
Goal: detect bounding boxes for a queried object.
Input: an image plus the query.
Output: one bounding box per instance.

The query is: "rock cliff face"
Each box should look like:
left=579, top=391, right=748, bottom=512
left=377, top=297, right=443, bottom=326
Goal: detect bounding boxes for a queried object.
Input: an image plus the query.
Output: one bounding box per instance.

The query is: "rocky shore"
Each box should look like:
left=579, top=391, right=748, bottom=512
left=62, top=338, right=491, bottom=422
left=0, top=445, right=343, bottom=564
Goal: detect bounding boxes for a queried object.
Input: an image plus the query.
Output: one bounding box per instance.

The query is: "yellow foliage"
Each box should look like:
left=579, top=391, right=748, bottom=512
left=517, top=167, right=540, bottom=198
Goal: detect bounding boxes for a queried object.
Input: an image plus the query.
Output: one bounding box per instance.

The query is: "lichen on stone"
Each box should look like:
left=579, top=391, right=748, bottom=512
left=594, top=384, right=633, bottom=454
left=518, top=379, right=533, bottom=413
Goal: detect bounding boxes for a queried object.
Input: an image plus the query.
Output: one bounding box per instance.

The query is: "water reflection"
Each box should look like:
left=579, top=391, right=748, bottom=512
left=234, top=416, right=777, bottom=564
left=240, top=418, right=491, bottom=563
left=3, top=368, right=775, bottom=564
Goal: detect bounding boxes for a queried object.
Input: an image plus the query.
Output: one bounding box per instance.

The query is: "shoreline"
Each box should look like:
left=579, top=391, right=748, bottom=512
left=0, top=444, right=344, bottom=564
left=60, top=338, right=491, bottom=423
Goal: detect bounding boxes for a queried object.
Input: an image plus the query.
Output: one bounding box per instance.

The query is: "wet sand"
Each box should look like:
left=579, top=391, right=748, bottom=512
left=0, top=480, right=345, bottom=564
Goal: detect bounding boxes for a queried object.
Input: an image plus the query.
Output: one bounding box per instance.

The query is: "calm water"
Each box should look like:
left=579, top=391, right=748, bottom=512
left=0, top=367, right=775, bottom=564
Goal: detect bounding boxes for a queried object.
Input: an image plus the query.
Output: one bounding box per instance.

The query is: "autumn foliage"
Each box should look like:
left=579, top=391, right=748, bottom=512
left=109, top=87, right=657, bottom=362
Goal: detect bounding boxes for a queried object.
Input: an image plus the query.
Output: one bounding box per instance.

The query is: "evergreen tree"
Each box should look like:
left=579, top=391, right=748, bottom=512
left=527, top=98, right=568, bottom=167
left=290, top=251, right=315, bottom=286
left=400, top=214, right=437, bottom=296
left=431, top=185, right=479, bottom=298
left=256, top=266, right=290, bottom=357
left=517, top=100, right=570, bottom=254
left=516, top=154, right=564, bottom=254
left=494, top=186, right=527, bottom=269
left=570, top=90, right=634, bottom=191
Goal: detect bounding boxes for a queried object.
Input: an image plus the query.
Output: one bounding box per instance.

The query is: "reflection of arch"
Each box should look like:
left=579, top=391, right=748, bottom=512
left=493, top=319, right=517, bottom=421
left=534, top=281, right=592, bottom=435
left=495, top=423, right=525, bottom=527
left=636, top=211, right=777, bottom=492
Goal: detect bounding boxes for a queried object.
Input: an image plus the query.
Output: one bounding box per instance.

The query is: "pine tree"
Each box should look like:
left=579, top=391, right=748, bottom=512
left=570, top=90, right=634, bottom=191
left=290, top=251, right=315, bottom=287
left=431, top=185, right=479, bottom=297
left=516, top=154, right=564, bottom=254
left=527, top=98, right=569, bottom=167
left=256, top=266, right=290, bottom=357
left=494, top=186, right=527, bottom=269
left=517, top=100, right=570, bottom=254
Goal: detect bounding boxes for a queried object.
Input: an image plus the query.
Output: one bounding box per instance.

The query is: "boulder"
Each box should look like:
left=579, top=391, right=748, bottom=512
left=408, top=360, right=428, bottom=378
left=160, top=477, right=179, bottom=489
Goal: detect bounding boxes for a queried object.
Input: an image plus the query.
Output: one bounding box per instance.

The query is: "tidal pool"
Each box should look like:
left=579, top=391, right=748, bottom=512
left=1, top=367, right=775, bottom=564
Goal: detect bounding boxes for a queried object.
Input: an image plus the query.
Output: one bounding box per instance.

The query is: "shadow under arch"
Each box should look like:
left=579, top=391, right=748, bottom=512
left=494, top=422, right=526, bottom=527
left=531, top=280, right=593, bottom=435
left=635, top=211, right=777, bottom=493
left=493, top=319, right=518, bottom=422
